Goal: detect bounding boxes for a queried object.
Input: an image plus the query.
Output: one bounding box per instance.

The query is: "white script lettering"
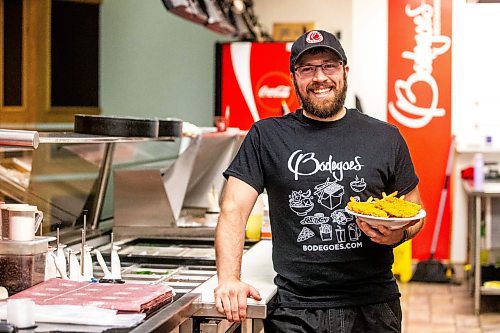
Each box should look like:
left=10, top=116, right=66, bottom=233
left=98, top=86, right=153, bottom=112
left=258, top=85, right=291, bottom=99
left=287, top=150, right=364, bottom=181
left=388, top=3, right=451, bottom=128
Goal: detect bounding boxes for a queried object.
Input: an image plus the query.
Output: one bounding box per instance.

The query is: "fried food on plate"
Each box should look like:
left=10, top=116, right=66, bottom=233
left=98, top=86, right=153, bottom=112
left=347, top=192, right=421, bottom=218
left=347, top=197, right=388, bottom=217
left=374, top=196, right=421, bottom=218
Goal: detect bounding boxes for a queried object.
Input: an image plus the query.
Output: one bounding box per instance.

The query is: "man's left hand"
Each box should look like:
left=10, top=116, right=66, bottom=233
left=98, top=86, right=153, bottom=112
left=356, top=219, right=418, bottom=246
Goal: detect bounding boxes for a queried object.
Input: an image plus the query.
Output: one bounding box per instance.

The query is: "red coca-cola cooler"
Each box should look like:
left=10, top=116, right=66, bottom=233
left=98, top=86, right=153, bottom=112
left=215, top=42, right=301, bottom=130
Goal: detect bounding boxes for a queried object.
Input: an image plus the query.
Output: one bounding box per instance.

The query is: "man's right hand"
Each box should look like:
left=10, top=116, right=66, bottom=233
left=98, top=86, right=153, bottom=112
left=214, top=278, right=262, bottom=322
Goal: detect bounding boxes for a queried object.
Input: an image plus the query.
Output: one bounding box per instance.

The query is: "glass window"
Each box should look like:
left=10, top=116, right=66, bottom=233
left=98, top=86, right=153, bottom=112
left=3, top=0, right=23, bottom=106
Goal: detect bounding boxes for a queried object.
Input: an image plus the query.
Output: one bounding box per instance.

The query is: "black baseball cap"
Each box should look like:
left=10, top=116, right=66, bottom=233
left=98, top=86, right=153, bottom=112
left=289, top=30, right=347, bottom=72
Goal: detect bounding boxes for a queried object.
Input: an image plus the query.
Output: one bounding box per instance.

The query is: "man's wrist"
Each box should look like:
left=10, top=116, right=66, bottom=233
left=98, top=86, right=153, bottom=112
left=217, top=275, right=240, bottom=283
left=391, top=229, right=409, bottom=248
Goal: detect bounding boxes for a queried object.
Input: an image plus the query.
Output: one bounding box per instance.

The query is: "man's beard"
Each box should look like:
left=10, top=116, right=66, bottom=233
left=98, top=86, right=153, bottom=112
left=294, top=72, right=348, bottom=119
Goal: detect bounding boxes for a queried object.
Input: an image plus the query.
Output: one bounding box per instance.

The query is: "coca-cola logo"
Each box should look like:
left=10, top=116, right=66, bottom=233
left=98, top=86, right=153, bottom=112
left=255, top=72, right=296, bottom=113
left=306, top=31, right=323, bottom=44
left=258, top=85, right=290, bottom=99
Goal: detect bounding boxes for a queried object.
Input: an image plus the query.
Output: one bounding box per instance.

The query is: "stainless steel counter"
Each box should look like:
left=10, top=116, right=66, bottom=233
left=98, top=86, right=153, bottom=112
left=3, top=240, right=273, bottom=332
left=190, top=239, right=277, bottom=319
left=463, top=179, right=500, bottom=195
left=128, top=293, right=201, bottom=333
left=107, top=239, right=275, bottom=332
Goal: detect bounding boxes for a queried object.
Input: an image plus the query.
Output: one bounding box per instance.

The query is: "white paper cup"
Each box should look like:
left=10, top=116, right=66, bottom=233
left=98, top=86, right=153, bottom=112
left=0, top=203, right=29, bottom=239
left=7, top=205, right=44, bottom=241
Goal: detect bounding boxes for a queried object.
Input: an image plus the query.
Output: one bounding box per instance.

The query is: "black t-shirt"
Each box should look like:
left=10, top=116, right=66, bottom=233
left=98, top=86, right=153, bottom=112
left=223, top=108, right=419, bottom=308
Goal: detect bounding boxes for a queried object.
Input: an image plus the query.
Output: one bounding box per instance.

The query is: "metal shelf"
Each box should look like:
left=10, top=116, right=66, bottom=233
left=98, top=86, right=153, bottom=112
left=480, top=286, right=500, bottom=296
left=1, top=129, right=176, bottom=149
left=39, top=132, right=175, bottom=145
left=464, top=181, right=500, bottom=314
left=455, top=143, right=500, bottom=154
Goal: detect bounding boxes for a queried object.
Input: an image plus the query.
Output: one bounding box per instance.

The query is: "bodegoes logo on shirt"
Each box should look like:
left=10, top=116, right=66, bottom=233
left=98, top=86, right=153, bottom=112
left=255, top=72, right=294, bottom=112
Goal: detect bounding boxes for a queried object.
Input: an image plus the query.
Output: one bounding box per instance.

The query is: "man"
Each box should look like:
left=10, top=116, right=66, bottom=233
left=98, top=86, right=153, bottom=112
left=214, top=30, right=424, bottom=332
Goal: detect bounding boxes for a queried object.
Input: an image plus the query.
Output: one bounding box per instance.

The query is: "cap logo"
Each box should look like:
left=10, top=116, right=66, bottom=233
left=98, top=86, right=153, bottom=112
left=306, top=31, right=323, bottom=44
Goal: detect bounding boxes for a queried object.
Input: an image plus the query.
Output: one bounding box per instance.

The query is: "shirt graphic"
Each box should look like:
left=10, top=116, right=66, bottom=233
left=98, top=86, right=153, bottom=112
left=287, top=149, right=366, bottom=252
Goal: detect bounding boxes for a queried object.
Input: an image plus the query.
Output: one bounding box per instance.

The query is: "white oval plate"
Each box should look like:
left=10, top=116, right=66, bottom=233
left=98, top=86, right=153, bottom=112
left=344, top=207, right=426, bottom=230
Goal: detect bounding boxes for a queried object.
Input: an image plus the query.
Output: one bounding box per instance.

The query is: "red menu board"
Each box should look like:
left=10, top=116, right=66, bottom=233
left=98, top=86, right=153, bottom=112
left=387, top=0, right=453, bottom=259
left=215, top=42, right=300, bottom=130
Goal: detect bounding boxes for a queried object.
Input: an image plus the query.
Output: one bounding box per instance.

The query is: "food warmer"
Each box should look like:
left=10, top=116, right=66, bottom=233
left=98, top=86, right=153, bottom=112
left=0, top=126, right=276, bottom=332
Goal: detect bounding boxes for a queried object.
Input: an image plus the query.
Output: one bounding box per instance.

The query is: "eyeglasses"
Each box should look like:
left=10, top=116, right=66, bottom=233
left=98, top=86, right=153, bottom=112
left=294, top=61, right=343, bottom=78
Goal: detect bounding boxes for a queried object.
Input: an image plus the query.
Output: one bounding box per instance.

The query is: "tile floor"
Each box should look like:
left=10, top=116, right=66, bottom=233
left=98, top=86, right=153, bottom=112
left=399, top=281, right=500, bottom=333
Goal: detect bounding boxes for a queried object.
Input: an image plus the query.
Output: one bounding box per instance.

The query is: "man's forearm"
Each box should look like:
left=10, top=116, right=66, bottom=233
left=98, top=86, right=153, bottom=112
left=215, top=211, right=246, bottom=281
left=401, top=186, right=424, bottom=240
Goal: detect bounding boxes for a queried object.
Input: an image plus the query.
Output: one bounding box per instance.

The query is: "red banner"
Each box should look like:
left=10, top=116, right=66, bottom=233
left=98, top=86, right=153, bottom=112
left=218, top=42, right=300, bottom=130
left=388, top=0, right=452, bottom=259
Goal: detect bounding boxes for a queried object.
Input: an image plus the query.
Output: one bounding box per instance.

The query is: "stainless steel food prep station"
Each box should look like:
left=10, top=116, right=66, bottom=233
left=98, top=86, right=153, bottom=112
left=0, top=127, right=276, bottom=332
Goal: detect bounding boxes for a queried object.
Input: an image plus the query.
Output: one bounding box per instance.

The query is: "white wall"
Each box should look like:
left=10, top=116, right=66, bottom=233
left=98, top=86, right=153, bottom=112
left=454, top=3, right=500, bottom=145
left=252, top=0, right=355, bottom=107
left=351, top=0, right=387, bottom=120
